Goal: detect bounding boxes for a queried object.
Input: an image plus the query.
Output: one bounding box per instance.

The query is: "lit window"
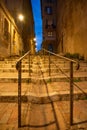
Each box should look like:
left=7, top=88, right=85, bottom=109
left=48, top=32, right=53, bottom=36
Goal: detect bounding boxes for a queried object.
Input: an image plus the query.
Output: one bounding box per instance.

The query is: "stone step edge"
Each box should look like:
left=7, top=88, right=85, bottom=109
left=0, top=92, right=86, bottom=103
left=0, top=76, right=87, bottom=83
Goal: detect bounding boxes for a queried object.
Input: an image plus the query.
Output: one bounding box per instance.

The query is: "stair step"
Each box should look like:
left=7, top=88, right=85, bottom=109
left=0, top=92, right=86, bottom=103
left=0, top=56, right=87, bottom=83
left=0, top=75, right=87, bottom=83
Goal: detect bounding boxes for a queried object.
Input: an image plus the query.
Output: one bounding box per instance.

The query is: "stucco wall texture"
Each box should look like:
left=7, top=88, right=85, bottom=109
left=57, top=0, right=87, bottom=59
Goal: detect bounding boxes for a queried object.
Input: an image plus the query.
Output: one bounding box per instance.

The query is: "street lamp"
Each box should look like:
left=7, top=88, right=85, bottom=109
left=18, top=14, right=24, bottom=21
left=18, top=14, right=24, bottom=55
left=33, top=37, right=36, bottom=42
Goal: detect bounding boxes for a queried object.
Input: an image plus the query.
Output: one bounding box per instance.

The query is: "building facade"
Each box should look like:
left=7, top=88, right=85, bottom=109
left=41, top=0, right=87, bottom=60
left=57, top=0, right=87, bottom=59
left=41, top=0, right=57, bottom=53
left=0, top=1, right=23, bottom=57
left=2, top=0, right=35, bottom=54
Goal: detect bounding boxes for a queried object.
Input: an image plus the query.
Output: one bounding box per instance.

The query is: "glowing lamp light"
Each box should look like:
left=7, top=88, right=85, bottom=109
left=18, top=14, right=24, bottom=21
left=33, top=37, right=36, bottom=42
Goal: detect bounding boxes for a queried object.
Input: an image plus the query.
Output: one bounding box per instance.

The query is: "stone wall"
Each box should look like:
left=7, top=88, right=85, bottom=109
left=0, top=1, right=23, bottom=57
left=2, top=0, right=35, bottom=53
left=57, top=0, right=87, bottom=59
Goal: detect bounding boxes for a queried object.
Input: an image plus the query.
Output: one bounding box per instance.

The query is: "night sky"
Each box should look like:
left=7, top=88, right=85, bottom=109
left=31, top=0, right=42, bottom=51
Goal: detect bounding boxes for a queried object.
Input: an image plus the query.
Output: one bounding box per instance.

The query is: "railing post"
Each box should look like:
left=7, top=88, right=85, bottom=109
left=16, top=50, right=31, bottom=128
left=49, top=52, right=51, bottom=76
left=70, top=61, right=74, bottom=126
left=29, top=53, right=30, bottom=76
left=18, top=61, right=22, bottom=128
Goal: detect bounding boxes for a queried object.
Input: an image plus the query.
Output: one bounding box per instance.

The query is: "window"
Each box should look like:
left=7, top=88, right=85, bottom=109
left=48, top=19, right=53, bottom=26
left=52, top=19, right=56, bottom=28
left=4, top=18, right=9, bottom=40
left=45, top=7, right=52, bottom=15
left=45, top=19, right=56, bottom=29
left=48, top=44, right=53, bottom=52
left=13, top=29, right=16, bottom=44
left=45, top=19, right=52, bottom=28
left=48, top=31, right=53, bottom=37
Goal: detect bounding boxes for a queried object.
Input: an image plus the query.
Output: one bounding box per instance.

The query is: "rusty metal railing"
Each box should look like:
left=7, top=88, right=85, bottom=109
left=16, top=50, right=31, bottom=127
left=42, top=48, right=79, bottom=126
left=16, top=48, right=80, bottom=127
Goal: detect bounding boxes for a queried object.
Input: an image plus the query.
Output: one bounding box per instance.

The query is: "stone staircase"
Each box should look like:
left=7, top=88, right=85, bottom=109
left=0, top=55, right=87, bottom=82
left=0, top=55, right=87, bottom=102
left=31, top=55, right=87, bottom=83
left=0, top=55, right=87, bottom=130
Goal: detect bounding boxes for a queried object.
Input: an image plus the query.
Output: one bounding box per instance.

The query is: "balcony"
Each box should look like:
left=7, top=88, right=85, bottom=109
left=45, top=24, right=56, bottom=29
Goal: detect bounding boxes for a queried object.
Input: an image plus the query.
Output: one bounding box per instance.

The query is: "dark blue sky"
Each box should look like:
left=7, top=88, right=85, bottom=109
left=31, top=0, right=42, bottom=51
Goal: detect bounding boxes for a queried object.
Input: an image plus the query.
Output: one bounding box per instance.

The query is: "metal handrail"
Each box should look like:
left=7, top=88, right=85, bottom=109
left=16, top=50, right=31, bottom=128
left=16, top=50, right=31, bottom=70
left=43, top=48, right=79, bottom=63
left=42, top=48, right=80, bottom=125
left=16, top=48, right=80, bottom=127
